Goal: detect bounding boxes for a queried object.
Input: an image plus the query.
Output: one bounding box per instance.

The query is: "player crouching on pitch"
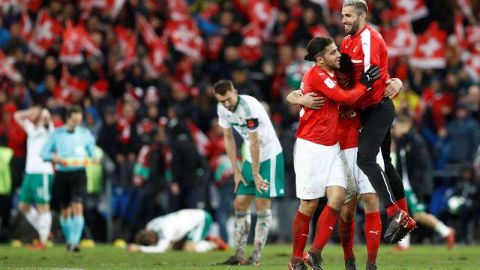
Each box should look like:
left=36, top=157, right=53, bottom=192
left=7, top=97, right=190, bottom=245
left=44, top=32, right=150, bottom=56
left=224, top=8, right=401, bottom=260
left=287, top=36, right=381, bottom=270
left=127, top=209, right=228, bottom=253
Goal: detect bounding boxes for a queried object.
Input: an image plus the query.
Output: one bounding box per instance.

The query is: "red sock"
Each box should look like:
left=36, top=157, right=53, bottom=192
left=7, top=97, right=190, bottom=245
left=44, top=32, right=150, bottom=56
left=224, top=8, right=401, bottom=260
left=365, top=212, right=381, bottom=264
left=385, top=203, right=401, bottom=218
left=338, top=217, right=355, bottom=260
left=292, top=211, right=312, bottom=259
left=311, top=205, right=339, bottom=252
left=396, top=197, right=409, bottom=215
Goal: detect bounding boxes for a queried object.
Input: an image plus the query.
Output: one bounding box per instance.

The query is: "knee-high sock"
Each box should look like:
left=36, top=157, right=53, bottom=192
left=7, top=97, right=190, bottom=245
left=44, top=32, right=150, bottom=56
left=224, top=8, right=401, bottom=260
left=59, top=216, right=73, bottom=244
left=365, top=212, right=381, bottom=264
left=24, top=207, right=39, bottom=230
left=291, top=211, right=311, bottom=260
left=252, top=210, right=272, bottom=261
left=311, top=205, right=339, bottom=253
left=396, top=197, right=409, bottom=215
left=71, top=215, right=84, bottom=245
left=37, top=212, right=52, bottom=244
left=234, top=211, right=251, bottom=259
left=338, top=217, right=355, bottom=260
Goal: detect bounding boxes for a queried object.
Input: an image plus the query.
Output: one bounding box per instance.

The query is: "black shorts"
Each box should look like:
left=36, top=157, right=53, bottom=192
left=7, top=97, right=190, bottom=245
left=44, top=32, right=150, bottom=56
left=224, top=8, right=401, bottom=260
left=52, top=170, right=87, bottom=210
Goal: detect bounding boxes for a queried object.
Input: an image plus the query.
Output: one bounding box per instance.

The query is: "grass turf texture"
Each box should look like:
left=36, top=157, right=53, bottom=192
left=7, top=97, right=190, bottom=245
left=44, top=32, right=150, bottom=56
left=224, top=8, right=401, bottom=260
left=0, top=244, right=478, bottom=270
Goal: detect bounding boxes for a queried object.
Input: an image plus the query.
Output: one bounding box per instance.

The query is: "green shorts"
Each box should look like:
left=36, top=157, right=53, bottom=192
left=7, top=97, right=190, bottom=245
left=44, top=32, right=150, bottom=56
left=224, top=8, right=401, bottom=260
left=19, top=173, right=54, bottom=204
left=405, top=189, right=426, bottom=215
left=238, top=152, right=285, bottom=198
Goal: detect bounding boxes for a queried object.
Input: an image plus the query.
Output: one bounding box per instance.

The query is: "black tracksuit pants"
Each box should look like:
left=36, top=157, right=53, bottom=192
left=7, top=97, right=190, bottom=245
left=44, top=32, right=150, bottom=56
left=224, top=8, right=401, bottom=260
left=357, top=97, right=405, bottom=207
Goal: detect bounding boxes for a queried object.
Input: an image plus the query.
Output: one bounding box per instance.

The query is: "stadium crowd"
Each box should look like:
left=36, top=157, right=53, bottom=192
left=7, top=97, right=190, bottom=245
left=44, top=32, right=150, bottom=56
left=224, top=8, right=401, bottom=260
left=0, top=0, right=479, bottom=248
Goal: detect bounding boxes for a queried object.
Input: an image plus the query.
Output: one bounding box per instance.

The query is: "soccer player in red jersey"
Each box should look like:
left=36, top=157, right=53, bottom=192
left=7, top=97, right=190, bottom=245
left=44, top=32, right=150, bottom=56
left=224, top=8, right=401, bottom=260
left=286, top=36, right=381, bottom=270
left=340, top=0, right=416, bottom=243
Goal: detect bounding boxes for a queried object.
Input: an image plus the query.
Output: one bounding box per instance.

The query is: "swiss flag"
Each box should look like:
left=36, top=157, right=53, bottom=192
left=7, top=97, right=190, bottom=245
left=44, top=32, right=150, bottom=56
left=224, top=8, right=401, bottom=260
left=18, top=12, right=32, bottom=42
left=382, top=20, right=416, bottom=57
left=465, top=44, right=480, bottom=82
left=143, top=38, right=169, bottom=78
left=60, top=21, right=102, bottom=65
left=167, top=0, right=190, bottom=21
left=114, top=26, right=137, bottom=72
left=0, top=50, right=23, bottom=82
left=28, top=11, right=63, bottom=57
left=238, top=23, right=262, bottom=62
left=466, top=26, right=480, bottom=47
left=165, top=19, right=204, bottom=59
left=409, top=22, right=447, bottom=69
left=54, top=67, right=88, bottom=106
left=79, top=0, right=125, bottom=18
left=136, top=15, right=158, bottom=47
left=186, top=119, right=211, bottom=157
left=392, top=0, right=428, bottom=22
left=249, top=0, right=278, bottom=38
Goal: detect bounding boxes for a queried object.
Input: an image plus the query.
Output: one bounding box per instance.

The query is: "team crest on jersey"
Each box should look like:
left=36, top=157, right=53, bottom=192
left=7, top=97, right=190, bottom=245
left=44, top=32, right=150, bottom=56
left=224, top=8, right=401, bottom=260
left=324, top=78, right=336, bottom=89
left=246, top=118, right=259, bottom=130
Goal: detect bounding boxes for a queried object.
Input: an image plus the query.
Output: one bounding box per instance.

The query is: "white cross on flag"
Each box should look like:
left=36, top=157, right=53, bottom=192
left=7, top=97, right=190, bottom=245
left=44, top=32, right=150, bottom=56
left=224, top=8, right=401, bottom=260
left=165, top=19, right=204, bottom=59
left=392, top=0, right=428, bottom=22
left=59, top=21, right=102, bottom=65
left=28, top=11, right=63, bottom=57
left=409, top=22, right=447, bottom=69
left=0, top=50, right=22, bottom=82
left=382, top=20, right=416, bottom=57
left=249, top=0, right=278, bottom=38
left=465, top=44, right=480, bottom=82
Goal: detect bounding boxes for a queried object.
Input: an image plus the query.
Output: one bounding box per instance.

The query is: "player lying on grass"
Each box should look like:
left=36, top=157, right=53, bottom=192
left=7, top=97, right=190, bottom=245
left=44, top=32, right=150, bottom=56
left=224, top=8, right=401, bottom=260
left=127, top=209, right=228, bottom=253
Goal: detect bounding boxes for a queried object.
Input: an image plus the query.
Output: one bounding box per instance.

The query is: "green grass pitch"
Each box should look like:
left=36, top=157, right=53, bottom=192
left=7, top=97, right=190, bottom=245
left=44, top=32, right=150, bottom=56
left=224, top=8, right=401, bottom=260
left=0, top=244, right=479, bottom=269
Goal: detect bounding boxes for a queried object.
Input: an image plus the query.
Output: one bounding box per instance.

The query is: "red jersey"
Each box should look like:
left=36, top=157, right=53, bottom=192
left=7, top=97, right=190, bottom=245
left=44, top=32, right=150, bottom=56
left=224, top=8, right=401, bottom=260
left=341, top=24, right=389, bottom=109
left=296, top=65, right=366, bottom=145
left=338, top=107, right=361, bottom=150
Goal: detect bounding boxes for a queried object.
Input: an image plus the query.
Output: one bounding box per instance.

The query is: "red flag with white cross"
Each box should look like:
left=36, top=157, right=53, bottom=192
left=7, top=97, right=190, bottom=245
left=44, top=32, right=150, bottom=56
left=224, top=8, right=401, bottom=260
left=28, top=11, right=64, bottom=57
left=392, top=0, right=428, bottom=22
left=382, top=20, right=416, bottom=57
left=409, top=22, right=447, bottom=69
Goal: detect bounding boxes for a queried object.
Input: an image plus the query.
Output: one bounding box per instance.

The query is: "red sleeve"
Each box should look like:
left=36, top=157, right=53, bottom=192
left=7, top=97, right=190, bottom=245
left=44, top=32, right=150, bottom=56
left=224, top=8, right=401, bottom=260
left=309, top=72, right=366, bottom=105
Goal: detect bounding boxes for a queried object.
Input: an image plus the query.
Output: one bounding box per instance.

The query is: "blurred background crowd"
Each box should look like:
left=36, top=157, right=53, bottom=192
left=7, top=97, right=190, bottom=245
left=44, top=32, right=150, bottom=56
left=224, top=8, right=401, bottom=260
left=0, top=0, right=479, bottom=247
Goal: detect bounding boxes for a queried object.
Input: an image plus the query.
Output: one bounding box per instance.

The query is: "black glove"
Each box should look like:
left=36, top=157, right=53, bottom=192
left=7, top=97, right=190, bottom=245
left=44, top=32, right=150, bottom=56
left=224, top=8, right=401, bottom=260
left=339, top=53, right=353, bottom=74
left=360, top=65, right=381, bottom=89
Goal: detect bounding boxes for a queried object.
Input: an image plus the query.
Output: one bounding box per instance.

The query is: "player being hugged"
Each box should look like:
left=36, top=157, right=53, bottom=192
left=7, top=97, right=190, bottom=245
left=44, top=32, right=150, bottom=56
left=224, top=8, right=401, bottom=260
left=287, top=36, right=381, bottom=270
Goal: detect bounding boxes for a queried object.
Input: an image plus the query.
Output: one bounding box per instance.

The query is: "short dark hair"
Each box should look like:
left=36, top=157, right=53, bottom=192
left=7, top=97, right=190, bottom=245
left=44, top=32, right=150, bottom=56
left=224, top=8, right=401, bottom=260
left=135, top=229, right=158, bottom=246
left=304, top=37, right=334, bottom=61
left=66, top=105, right=83, bottom=120
left=213, top=80, right=234, bottom=95
left=343, top=0, right=368, bottom=15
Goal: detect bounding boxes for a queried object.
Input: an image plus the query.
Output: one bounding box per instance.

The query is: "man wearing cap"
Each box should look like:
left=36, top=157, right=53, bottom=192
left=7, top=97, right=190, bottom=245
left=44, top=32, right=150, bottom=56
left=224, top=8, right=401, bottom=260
left=286, top=36, right=381, bottom=270
left=339, top=0, right=416, bottom=246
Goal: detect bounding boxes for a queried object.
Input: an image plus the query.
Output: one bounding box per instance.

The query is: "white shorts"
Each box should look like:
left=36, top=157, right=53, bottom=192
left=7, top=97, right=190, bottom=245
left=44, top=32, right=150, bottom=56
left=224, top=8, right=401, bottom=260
left=294, top=138, right=346, bottom=200
left=344, top=147, right=384, bottom=201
